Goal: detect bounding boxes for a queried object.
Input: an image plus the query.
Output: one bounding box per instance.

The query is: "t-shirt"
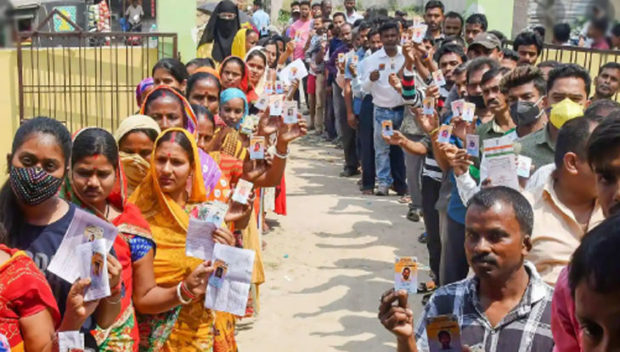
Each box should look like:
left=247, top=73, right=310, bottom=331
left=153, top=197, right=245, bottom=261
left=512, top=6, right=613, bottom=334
left=13, top=203, right=98, bottom=349
left=125, top=5, right=144, bottom=24
left=289, top=19, right=312, bottom=60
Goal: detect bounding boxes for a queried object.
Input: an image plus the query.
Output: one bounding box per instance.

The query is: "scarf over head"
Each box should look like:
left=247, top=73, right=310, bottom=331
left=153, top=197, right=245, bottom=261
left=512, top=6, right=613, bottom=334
left=113, top=115, right=162, bottom=194
left=220, top=87, right=249, bottom=129
left=140, top=85, right=222, bottom=196
left=201, top=0, right=241, bottom=62
left=219, top=56, right=258, bottom=102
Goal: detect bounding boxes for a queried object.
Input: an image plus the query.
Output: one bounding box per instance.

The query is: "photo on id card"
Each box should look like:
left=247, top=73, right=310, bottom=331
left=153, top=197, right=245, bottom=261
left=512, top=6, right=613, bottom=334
left=269, top=95, right=283, bottom=116
left=466, top=134, right=479, bottom=157
left=209, top=259, right=228, bottom=289
left=232, top=179, right=254, bottom=204
left=432, top=70, right=446, bottom=87
left=78, top=238, right=110, bottom=301
left=394, top=257, right=417, bottom=294
left=381, top=120, right=393, bottom=137
left=451, top=99, right=464, bottom=117
left=462, top=102, right=475, bottom=122
left=249, top=136, right=265, bottom=160
left=437, top=125, right=453, bottom=143
left=426, top=315, right=462, bottom=352
left=275, top=81, right=284, bottom=94
left=423, top=97, right=435, bottom=115
left=283, top=101, right=298, bottom=124
left=255, top=95, right=269, bottom=110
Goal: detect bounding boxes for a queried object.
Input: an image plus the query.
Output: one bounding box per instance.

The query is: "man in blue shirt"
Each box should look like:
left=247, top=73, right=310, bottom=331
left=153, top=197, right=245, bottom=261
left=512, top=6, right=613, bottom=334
left=252, top=0, right=271, bottom=38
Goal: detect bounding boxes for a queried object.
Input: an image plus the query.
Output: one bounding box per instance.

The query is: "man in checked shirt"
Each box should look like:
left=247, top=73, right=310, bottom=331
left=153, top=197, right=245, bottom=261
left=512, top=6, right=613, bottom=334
left=379, top=186, right=554, bottom=352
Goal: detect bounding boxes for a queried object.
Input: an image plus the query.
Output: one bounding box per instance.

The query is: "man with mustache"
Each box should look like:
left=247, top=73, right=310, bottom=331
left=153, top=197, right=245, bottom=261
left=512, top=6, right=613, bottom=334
left=476, top=67, right=514, bottom=144
left=591, top=62, right=620, bottom=101
left=379, top=186, right=554, bottom=352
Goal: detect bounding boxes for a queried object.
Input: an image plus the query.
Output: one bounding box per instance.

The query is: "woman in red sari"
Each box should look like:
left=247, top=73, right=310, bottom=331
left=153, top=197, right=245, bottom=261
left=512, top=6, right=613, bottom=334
left=219, top=56, right=259, bottom=103
left=60, top=127, right=214, bottom=351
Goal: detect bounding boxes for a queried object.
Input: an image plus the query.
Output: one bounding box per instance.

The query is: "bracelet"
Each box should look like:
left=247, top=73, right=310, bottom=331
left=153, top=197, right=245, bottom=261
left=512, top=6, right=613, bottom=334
left=176, top=282, right=192, bottom=305
left=180, top=281, right=196, bottom=300
left=429, top=127, right=439, bottom=135
left=110, top=281, right=122, bottom=296
left=105, top=293, right=122, bottom=305
left=274, top=147, right=290, bottom=159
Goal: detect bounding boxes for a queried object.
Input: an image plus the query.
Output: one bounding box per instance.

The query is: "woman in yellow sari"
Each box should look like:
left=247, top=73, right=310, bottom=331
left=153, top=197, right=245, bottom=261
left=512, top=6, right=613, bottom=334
left=129, top=128, right=236, bottom=351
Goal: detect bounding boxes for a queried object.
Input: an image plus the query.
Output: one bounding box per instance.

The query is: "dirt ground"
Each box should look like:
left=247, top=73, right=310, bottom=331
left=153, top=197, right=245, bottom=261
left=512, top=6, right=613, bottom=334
left=236, top=135, right=430, bottom=351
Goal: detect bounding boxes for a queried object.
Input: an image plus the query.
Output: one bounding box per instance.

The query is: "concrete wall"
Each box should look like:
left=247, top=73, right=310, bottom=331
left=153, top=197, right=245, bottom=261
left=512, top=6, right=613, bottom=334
left=157, top=0, right=195, bottom=61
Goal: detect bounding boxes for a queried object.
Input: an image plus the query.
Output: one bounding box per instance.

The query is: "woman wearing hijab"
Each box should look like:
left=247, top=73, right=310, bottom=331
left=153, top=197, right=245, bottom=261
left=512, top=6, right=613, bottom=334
left=197, top=0, right=240, bottom=63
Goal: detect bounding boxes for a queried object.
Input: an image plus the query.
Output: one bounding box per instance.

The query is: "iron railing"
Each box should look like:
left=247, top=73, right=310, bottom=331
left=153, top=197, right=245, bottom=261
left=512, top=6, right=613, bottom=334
left=16, top=9, right=178, bottom=132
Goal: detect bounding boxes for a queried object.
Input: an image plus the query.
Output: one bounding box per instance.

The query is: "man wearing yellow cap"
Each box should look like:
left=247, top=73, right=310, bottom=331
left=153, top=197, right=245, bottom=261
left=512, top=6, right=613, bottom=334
left=517, top=64, right=591, bottom=173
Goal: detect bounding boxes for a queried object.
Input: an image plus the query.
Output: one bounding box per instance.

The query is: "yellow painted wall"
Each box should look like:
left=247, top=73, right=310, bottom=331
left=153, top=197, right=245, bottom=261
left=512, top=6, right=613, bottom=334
left=0, top=46, right=157, bottom=181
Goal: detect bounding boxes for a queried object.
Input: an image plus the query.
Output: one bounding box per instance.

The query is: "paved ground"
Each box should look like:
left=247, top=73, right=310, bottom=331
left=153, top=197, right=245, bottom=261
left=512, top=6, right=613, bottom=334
left=237, top=135, right=429, bottom=352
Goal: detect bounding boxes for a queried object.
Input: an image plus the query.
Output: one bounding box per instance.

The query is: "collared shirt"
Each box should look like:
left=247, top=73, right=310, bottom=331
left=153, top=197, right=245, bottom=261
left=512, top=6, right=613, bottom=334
left=361, top=47, right=405, bottom=108
left=345, top=47, right=369, bottom=98
left=414, top=262, right=554, bottom=352
left=345, top=10, right=364, bottom=24
left=476, top=119, right=510, bottom=143
left=524, top=174, right=604, bottom=286
left=515, top=126, right=555, bottom=173
left=252, top=9, right=271, bottom=37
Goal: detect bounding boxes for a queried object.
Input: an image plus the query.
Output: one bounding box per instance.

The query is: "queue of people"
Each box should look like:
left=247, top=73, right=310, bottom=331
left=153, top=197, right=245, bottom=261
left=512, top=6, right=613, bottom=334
left=0, top=0, right=619, bottom=351
left=357, top=2, right=620, bottom=352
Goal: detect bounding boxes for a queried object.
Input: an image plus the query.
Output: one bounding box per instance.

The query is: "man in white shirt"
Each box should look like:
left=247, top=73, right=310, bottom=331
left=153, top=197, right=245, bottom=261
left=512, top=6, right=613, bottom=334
left=344, top=0, right=363, bottom=25
left=125, top=0, right=144, bottom=30
left=361, top=21, right=406, bottom=196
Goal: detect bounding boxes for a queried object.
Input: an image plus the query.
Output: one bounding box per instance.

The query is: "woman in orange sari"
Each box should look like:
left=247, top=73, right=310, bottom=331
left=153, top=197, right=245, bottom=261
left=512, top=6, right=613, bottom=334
left=130, top=128, right=236, bottom=351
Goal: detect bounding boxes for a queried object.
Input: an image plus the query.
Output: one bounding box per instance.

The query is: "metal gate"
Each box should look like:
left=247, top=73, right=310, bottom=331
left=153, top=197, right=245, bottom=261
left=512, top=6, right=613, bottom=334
left=16, top=9, right=178, bottom=132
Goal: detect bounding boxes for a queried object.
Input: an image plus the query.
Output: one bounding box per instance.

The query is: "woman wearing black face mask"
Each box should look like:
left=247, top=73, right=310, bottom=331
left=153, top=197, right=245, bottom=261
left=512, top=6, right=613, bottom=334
left=509, top=97, right=546, bottom=138
left=0, top=117, right=121, bottom=349
left=197, top=0, right=241, bottom=63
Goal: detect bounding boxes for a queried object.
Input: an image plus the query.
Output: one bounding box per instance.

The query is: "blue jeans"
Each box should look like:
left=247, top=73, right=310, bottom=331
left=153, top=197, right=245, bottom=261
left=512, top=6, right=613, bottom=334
left=373, top=106, right=406, bottom=190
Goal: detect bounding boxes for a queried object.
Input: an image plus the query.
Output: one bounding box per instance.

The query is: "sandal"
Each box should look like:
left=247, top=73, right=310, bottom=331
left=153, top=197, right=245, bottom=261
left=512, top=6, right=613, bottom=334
left=398, top=195, right=412, bottom=204
left=417, top=280, right=437, bottom=294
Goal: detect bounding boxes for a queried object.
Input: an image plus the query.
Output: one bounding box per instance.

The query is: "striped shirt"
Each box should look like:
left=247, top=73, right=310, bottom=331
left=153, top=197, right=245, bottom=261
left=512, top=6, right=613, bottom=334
left=414, top=261, right=554, bottom=352
left=420, top=136, right=442, bottom=181
left=401, top=68, right=424, bottom=107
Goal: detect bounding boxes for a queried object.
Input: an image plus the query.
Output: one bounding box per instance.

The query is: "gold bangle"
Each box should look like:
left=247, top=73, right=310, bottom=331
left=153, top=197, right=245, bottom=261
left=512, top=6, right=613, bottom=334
left=430, top=127, right=439, bottom=135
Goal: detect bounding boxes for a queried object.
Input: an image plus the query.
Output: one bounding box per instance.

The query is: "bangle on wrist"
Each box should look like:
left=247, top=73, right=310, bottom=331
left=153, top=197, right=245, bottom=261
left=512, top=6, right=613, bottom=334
left=274, top=147, right=290, bottom=159
left=110, top=281, right=122, bottom=296
left=180, top=281, right=196, bottom=300
left=106, top=294, right=122, bottom=305
left=176, top=282, right=192, bottom=305
left=430, top=127, right=439, bottom=135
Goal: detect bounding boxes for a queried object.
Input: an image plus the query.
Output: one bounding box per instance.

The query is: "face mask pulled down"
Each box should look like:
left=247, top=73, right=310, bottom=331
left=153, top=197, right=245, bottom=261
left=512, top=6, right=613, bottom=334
left=119, top=151, right=150, bottom=193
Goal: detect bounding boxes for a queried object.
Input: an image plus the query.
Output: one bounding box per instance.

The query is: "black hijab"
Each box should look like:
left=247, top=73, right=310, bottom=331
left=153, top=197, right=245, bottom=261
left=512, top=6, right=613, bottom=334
left=201, top=0, right=240, bottom=62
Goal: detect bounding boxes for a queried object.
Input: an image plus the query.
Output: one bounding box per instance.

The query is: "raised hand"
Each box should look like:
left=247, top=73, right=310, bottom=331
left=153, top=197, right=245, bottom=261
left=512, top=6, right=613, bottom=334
left=388, top=73, right=402, bottom=93
left=106, top=254, right=122, bottom=291
left=243, top=157, right=272, bottom=181
left=425, top=84, right=440, bottom=100
left=382, top=130, right=406, bottom=146
left=413, top=107, right=439, bottom=134
left=184, top=261, right=216, bottom=297
left=59, top=278, right=98, bottom=331
left=213, top=227, right=236, bottom=246
left=378, top=288, right=414, bottom=339
left=448, top=149, right=473, bottom=176
left=278, top=116, right=308, bottom=144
